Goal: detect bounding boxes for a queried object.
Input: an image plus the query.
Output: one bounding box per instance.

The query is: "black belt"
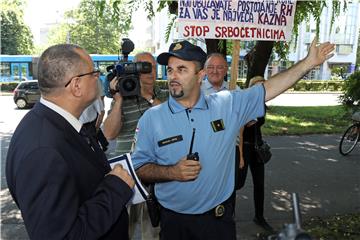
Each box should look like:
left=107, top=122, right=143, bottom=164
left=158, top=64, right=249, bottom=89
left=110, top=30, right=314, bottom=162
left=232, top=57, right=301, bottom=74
left=161, top=193, right=235, bottom=218
left=202, top=193, right=235, bottom=218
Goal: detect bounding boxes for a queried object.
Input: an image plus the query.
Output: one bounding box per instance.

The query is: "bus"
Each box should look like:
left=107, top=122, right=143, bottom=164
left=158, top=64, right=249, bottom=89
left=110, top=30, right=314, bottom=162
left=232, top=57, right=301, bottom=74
left=0, top=54, right=168, bottom=82
left=0, top=55, right=35, bottom=82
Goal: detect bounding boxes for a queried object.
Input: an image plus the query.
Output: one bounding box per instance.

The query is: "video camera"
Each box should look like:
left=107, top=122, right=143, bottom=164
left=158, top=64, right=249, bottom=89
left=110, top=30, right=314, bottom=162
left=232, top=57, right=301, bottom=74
left=106, top=38, right=152, bottom=97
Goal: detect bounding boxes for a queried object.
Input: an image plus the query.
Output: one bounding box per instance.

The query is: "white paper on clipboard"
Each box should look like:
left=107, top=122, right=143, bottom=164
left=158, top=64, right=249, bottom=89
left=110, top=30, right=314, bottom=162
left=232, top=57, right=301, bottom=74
left=108, top=153, right=148, bottom=205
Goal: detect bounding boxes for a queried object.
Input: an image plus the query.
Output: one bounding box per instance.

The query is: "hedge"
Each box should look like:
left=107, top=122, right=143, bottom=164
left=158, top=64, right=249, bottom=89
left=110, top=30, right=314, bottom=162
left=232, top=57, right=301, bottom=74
left=156, top=79, right=344, bottom=92
left=0, top=82, right=19, bottom=92
left=0, top=80, right=344, bottom=93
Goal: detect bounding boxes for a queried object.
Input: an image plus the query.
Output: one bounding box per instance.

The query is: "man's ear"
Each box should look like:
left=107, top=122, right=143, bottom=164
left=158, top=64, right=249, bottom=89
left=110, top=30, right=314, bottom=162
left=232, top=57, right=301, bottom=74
left=197, top=69, right=206, bottom=83
left=69, top=77, right=83, bottom=97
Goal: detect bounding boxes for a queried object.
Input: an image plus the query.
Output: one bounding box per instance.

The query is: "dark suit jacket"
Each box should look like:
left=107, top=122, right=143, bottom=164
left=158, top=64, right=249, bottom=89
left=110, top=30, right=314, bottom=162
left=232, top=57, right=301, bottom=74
left=6, top=103, right=133, bottom=240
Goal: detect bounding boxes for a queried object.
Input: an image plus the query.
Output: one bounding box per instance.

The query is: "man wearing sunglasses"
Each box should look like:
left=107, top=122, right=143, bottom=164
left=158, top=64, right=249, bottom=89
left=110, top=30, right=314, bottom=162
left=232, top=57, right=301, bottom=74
left=6, top=44, right=135, bottom=239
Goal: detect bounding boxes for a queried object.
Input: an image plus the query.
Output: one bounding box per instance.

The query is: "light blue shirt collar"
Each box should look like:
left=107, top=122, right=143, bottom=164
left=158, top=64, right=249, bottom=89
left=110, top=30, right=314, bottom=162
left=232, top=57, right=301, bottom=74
left=167, top=92, right=209, bottom=114
left=202, top=78, right=229, bottom=93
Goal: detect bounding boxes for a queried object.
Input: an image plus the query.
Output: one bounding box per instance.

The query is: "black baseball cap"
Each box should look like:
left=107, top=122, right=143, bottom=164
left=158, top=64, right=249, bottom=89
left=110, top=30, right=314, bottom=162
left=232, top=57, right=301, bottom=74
left=157, top=40, right=207, bottom=67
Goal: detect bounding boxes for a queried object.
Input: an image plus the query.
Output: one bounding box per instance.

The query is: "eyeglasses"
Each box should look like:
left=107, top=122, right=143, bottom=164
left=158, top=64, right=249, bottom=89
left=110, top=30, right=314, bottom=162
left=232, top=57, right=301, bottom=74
left=65, top=70, right=101, bottom=87
left=206, top=65, right=226, bottom=72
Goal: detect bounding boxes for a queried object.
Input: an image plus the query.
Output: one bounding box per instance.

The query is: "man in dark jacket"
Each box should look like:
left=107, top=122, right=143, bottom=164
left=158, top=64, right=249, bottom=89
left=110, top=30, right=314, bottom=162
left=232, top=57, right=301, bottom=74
left=6, top=44, right=134, bottom=239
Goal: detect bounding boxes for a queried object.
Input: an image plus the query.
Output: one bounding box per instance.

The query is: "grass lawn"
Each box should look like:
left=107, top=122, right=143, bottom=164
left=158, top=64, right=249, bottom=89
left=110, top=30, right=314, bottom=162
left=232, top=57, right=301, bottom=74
left=262, top=105, right=351, bottom=136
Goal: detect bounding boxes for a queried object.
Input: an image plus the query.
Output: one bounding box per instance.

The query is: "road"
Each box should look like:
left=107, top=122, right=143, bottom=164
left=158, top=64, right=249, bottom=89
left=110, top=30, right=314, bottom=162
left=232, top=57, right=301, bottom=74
left=1, top=94, right=359, bottom=240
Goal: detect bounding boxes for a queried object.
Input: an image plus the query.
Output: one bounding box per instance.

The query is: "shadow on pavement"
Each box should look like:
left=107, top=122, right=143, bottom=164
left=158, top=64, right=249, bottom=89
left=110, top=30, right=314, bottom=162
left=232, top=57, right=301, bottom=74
left=1, top=132, right=29, bottom=239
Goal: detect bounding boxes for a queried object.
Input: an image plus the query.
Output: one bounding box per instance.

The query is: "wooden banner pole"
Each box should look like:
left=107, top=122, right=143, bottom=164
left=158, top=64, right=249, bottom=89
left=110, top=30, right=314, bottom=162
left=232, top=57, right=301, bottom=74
left=229, top=40, right=240, bottom=90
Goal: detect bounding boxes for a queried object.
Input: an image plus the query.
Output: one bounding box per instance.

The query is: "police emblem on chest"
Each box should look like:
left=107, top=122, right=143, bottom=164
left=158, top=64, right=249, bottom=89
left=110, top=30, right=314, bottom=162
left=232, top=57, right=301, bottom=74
left=211, top=119, right=225, bottom=132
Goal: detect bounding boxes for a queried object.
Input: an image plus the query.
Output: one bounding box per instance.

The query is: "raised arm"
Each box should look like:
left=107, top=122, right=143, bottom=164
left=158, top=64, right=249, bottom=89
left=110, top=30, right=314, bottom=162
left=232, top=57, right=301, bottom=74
left=264, top=38, right=335, bottom=101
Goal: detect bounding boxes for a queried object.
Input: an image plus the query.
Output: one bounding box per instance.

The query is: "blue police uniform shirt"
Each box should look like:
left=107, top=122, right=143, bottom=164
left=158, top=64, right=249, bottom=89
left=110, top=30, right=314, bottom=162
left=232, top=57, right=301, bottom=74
left=132, top=84, right=265, bottom=214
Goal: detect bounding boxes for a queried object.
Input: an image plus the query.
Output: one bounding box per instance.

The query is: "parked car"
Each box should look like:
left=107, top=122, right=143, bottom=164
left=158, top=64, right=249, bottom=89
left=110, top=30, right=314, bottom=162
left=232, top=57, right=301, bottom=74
left=13, top=80, right=40, bottom=109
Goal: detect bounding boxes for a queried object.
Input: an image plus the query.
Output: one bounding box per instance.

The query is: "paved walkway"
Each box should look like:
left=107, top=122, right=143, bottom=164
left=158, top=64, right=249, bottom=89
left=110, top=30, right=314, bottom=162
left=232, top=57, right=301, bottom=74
left=267, top=92, right=342, bottom=106
left=1, top=134, right=359, bottom=239
left=235, top=134, right=360, bottom=239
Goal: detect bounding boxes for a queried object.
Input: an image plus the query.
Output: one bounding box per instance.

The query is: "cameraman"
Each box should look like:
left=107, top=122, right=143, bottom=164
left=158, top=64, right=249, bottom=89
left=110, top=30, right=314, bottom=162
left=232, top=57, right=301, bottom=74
left=103, top=52, right=167, bottom=240
left=103, top=52, right=167, bottom=151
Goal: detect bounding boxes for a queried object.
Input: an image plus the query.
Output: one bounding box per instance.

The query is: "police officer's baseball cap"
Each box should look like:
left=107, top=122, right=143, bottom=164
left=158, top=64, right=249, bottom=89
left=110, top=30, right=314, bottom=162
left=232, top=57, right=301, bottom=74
left=157, top=40, right=207, bottom=67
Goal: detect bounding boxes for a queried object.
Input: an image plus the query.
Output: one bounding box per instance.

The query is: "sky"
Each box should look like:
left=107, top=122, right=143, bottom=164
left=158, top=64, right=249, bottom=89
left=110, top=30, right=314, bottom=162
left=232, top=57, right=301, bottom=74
left=23, top=0, right=147, bottom=48
left=24, top=0, right=81, bottom=44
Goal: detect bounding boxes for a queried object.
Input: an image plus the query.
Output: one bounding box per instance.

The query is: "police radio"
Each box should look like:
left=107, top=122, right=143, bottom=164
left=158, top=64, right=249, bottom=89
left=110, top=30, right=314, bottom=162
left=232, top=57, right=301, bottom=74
left=187, top=128, right=199, bottom=161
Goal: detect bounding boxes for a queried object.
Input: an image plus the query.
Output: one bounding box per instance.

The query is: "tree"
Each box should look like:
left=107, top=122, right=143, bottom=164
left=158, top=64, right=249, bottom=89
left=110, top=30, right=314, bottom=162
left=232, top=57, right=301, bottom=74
left=0, top=0, right=34, bottom=54
left=47, top=0, right=132, bottom=54
left=340, top=71, right=360, bottom=111
left=356, top=29, right=360, bottom=69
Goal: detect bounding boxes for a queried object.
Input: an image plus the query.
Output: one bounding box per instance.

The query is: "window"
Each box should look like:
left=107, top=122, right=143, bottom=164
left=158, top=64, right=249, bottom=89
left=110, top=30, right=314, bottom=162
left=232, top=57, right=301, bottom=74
left=95, top=61, right=117, bottom=76
left=336, top=44, right=353, bottom=54
left=28, top=82, right=39, bottom=89
left=0, top=62, right=10, bottom=77
left=237, top=60, right=248, bottom=79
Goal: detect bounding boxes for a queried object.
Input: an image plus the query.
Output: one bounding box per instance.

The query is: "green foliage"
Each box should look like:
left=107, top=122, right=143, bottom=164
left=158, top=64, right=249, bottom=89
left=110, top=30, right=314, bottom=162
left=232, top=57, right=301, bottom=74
left=0, top=0, right=34, bottom=54
left=156, top=79, right=343, bottom=92
left=339, top=71, right=360, bottom=110
left=331, top=66, right=349, bottom=80
left=165, top=15, right=177, bottom=42
left=155, top=80, right=168, bottom=90
left=291, top=80, right=344, bottom=92
left=48, top=0, right=132, bottom=54
left=303, top=214, right=360, bottom=239
left=0, top=82, right=20, bottom=92
left=258, top=213, right=360, bottom=240
left=263, top=106, right=349, bottom=135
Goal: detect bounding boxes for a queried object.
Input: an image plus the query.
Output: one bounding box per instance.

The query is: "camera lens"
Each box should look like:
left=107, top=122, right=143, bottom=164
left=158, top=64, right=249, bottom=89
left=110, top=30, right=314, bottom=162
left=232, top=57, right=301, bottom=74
left=122, top=78, right=137, bottom=91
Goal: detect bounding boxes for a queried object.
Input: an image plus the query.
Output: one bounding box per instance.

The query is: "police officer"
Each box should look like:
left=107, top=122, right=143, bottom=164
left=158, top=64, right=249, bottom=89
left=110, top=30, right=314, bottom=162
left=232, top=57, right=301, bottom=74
left=131, top=39, right=334, bottom=239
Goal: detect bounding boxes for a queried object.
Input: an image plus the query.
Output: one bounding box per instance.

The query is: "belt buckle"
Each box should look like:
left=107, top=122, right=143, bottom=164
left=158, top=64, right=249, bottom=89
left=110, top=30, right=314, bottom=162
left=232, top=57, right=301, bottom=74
left=214, top=204, right=225, bottom=217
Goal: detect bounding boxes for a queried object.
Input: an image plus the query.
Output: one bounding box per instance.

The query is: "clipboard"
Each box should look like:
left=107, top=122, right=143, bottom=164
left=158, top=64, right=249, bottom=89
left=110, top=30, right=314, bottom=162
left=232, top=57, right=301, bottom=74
left=108, top=153, right=148, bottom=205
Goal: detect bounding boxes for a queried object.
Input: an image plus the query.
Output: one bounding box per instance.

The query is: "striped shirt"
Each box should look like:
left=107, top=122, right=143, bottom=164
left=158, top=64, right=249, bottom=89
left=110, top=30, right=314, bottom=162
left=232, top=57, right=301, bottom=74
left=107, top=86, right=168, bottom=157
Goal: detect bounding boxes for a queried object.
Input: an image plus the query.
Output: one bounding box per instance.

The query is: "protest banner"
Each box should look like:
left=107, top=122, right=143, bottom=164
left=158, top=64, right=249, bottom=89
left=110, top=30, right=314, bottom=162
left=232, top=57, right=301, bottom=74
left=178, top=0, right=297, bottom=42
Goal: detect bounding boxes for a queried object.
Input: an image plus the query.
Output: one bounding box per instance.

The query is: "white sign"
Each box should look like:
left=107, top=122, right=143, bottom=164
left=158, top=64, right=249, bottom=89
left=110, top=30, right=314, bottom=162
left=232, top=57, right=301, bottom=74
left=178, top=0, right=297, bottom=41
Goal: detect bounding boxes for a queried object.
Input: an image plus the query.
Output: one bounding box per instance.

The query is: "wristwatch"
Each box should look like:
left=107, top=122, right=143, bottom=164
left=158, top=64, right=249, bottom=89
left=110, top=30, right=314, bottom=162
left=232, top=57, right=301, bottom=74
left=147, top=96, right=155, bottom=105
